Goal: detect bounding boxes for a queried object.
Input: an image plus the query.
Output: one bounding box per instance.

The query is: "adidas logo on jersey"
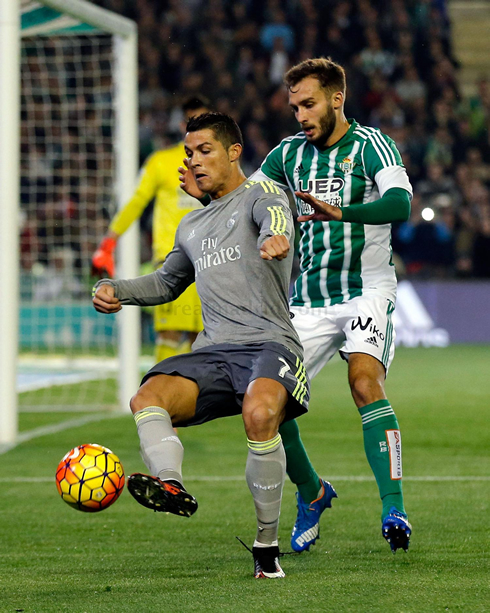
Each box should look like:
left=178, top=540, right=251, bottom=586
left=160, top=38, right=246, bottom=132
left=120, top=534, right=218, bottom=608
left=365, top=336, right=379, bottom=347
left=187, top=229, right=196, bottom=241
left=294, top=163, right=304, bottom=174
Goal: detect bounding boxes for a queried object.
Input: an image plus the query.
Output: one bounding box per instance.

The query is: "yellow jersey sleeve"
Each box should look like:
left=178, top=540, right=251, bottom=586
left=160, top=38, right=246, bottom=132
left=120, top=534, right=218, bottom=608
left=109, top=143, right=203, bottom=263
left=150, top=144, right=203, bottom=263
left=109, top=153, right=161, bottom=236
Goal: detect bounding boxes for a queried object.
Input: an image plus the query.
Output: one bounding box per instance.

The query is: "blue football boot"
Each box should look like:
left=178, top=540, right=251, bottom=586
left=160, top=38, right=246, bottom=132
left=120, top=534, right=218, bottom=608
left=382, top=507, right=412, bottom=553
left=291, top=479, right=338, bottom=552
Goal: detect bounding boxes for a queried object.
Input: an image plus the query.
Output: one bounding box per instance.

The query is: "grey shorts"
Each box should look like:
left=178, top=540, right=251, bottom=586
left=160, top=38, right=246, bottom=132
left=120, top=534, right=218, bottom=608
left=141, top=342, right=309, bottom=427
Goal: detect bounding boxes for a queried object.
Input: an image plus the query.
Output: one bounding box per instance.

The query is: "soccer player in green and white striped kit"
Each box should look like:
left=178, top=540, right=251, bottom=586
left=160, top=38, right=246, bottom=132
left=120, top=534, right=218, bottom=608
left=179, top=59, right=412, bottom=554
left=251, top=57, right=413, bottom=553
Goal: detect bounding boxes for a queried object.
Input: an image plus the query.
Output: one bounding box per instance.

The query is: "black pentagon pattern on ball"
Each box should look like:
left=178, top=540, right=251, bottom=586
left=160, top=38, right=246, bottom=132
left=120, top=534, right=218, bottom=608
left=56, top=444, right=125, bottom=513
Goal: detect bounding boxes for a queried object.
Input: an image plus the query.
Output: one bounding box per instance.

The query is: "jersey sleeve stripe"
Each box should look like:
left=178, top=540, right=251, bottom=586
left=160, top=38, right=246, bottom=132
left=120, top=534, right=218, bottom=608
left=356, top=126, right=398, bottom=167
left=267, top=206, right=287, bottom=234
left=369, top=130, right=397, bottom=166
left=353, top=128, right=369, bottom=141
left=353, top=126, right=371, bottom=140
left=360, top=140, right=368, bottom=175
left=278, top=207, right=287, bottom=234
left=355, top=126, right=388, bottom=167
left=279, top=207, right=287, bottom=234
left=281, top=208, right=287, bottom=233
left=367, top=134, right=389, bottom=168
left=266, top=180, right=281, bottom=195
left=248, top=180, right=282, bottom=194
left=268, top=206, right=277, bottom=233
left=362, top=126, right=397, bottom=166
left=276, top=207, right=286, bottom=234
left=268, top=206, right=280, bottom=234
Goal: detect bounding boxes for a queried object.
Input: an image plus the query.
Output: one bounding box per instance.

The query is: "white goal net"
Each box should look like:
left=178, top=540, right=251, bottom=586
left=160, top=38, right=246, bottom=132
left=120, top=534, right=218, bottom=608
left=19, top=33, right=120, bottom=410
left=0, top=1, right=139, bottom=442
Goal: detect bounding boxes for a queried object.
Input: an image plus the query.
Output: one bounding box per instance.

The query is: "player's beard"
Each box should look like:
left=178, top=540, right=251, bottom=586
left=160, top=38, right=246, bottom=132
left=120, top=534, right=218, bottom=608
left=310, top=103, right=336, bottom=149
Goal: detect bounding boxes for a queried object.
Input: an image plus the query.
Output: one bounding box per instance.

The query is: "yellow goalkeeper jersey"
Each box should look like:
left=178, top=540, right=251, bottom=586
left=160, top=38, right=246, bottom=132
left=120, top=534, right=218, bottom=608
left=109, top=142, right=203, bottom=263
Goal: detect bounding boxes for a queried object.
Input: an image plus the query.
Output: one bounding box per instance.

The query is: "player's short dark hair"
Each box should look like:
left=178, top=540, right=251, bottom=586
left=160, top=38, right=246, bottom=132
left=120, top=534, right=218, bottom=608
left=285, top=57, right=346, bottom=96
left=182, top=95, right=211, bottom=113
left=186, top=112, right=244, bottom=150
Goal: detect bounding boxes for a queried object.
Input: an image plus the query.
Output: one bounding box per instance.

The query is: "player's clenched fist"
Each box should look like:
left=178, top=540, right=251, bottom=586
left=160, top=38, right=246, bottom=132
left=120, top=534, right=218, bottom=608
left=92, top=283, right=122, bottom=314
left=260, top=235, right=290, bottom=261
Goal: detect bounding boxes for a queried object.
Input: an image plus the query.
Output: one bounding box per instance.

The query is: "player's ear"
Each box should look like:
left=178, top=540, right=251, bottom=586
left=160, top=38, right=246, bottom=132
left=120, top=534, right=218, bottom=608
left=228, top=143, right=242, bottom=163
left=332, top=91, right=344, bottom=109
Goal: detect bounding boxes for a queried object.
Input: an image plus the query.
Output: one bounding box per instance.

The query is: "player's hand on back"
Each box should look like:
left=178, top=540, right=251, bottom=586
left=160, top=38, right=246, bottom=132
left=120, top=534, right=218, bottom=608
left=295, top=191, right=343, bottom=222
left=178, top=158, right=206, bottom=199
left=92, top=283, right=122, bottom=314
left=260, top=235, right=290, bottom=261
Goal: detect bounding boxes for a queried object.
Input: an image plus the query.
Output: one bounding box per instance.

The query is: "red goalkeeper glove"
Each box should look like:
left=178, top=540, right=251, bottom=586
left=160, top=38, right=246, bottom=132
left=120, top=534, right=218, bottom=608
left=92, top=237, right=117, bottom=278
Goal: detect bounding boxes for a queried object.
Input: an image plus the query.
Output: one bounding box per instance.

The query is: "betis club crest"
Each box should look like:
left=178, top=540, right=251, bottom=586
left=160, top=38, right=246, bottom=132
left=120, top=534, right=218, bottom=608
left=339, top=157, right=354, bottom=173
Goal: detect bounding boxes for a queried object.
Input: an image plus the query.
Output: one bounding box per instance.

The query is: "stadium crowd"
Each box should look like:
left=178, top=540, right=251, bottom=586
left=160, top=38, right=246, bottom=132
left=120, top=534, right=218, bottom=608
left=20, top=0, right=490, bottom=290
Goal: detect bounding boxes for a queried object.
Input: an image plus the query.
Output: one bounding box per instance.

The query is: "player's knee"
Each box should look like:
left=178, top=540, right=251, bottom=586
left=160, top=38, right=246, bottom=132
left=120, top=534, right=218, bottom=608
left=129, top=389, right=150, bottom=415
left=129, top=382, right=164, bottom=415
left=350, top=373, right=384, bottom=406
left=243, top=401, right=281, bottom=439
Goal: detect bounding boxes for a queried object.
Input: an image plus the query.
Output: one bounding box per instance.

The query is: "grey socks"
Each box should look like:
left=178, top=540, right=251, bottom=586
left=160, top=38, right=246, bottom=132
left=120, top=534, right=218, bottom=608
left=134, top=406, right=184, bottom=485
left=245, top=433, right=286, bottom=546
left=135, top=406, right=286, bottom=547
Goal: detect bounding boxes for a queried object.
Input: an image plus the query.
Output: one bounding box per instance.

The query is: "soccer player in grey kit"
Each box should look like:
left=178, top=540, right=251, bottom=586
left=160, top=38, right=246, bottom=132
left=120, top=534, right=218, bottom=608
left=92, top=112, right=310, bottom=579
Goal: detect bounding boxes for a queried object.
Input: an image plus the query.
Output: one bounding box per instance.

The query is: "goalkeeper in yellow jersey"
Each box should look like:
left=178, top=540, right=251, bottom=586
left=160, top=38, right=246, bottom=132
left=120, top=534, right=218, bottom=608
left=92, top=97, right=210, bottom=362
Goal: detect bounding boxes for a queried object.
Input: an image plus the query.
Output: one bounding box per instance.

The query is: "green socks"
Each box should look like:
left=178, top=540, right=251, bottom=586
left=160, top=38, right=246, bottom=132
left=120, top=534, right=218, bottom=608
left=279, top=419, right=321, bottom=504
left=279, top=402, right=407, bottom=518
left=359, top=399, right=406, bottom=519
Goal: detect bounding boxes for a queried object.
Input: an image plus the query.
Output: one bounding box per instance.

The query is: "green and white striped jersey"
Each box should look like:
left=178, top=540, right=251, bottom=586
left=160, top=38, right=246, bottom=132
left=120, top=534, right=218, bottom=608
left=253, top=119, right=413, bottom=307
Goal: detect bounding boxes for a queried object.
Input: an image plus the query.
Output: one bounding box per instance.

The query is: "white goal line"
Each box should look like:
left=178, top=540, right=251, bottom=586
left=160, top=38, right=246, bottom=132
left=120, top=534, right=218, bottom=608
left=0, top=475, right=489, bottom=484
left=0, top=412, right=123, bottom=454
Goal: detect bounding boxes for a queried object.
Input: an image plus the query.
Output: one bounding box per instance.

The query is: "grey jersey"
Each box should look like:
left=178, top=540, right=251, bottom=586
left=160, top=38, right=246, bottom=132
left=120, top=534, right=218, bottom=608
left=102, top=180, right=303, bottom=357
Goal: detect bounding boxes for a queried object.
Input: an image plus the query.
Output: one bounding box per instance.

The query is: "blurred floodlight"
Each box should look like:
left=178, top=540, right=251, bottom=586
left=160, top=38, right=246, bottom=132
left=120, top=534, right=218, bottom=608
left=422, top=207, right=435, bottom=221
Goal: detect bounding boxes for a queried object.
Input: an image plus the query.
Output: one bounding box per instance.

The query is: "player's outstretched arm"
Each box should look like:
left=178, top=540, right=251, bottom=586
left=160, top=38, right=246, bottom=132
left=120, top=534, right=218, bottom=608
left=296, top=188, right=411, bottom=225
left=92, top=283, right=122, bottom=314
left=295, top=191, right=343, bottom=222
left=260, top=235, right=290, bottom=261
left=92, top=236, right=196, bottom=312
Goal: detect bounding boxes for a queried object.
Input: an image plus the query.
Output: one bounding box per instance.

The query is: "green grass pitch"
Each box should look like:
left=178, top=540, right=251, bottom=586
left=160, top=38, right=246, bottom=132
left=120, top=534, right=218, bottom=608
left=1, top=346, right=489, bottom=612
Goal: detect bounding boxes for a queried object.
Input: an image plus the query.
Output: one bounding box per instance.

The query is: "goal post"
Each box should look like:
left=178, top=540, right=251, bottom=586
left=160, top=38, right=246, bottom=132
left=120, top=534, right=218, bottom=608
left=0, top=0, right=21, bottom=446
left=0, top=0, right=140, bottom=447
